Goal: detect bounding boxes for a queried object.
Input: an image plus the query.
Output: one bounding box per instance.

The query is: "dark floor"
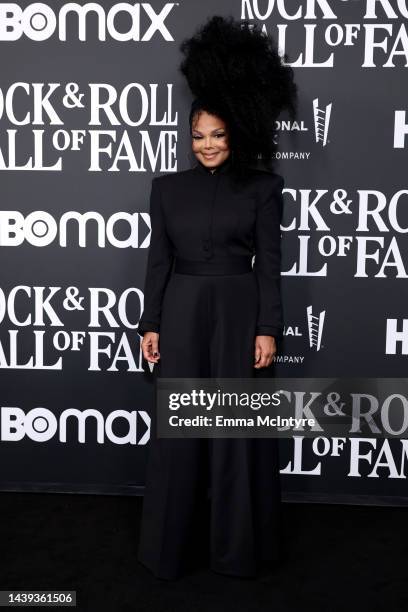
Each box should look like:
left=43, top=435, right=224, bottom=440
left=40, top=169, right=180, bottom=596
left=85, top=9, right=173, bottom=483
left=1, top=493, right=407, bottom=612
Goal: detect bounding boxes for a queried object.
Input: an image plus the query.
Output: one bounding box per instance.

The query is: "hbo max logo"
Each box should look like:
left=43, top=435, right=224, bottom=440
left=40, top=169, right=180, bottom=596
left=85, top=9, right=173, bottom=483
left=0, top=210, right=150, bottom=248
left=0, top=2, right=177, bottom=41
left=1, top=406, right=151, bottom=444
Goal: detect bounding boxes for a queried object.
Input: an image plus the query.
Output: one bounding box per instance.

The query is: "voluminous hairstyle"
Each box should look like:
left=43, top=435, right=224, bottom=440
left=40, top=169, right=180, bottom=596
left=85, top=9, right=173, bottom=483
left=179, top=15, right=298, bottom=180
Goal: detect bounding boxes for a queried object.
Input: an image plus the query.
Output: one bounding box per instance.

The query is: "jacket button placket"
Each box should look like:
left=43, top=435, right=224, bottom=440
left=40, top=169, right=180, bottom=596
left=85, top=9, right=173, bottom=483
left=203, top=171, right=220, bottom=260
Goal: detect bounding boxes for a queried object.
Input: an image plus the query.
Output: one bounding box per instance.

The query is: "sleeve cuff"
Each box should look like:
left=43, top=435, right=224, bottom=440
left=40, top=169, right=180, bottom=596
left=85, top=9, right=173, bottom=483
left=255, top=325, right=283, bottom=339
left=137, top=320, right=160, bottom=338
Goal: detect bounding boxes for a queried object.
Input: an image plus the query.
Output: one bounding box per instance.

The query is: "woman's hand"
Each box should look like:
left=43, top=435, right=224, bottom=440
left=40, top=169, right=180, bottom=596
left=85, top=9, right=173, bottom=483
left=254, top=335, right=277, bottom=369
left=141, top=331, right=161, bottom=364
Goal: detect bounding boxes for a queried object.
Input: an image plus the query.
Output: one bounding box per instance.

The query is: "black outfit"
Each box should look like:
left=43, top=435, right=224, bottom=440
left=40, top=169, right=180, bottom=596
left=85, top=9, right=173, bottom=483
left=137, top=156, right=284, bottom=579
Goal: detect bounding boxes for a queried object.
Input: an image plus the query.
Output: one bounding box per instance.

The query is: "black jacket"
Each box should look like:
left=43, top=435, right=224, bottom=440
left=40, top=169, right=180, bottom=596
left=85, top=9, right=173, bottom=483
left=137, top=156, right=285, bottom=339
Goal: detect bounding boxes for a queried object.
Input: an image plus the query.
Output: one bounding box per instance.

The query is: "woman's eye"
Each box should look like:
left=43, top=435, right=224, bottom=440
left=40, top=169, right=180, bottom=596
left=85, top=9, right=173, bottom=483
left=192, top=134, right=225, bottom=139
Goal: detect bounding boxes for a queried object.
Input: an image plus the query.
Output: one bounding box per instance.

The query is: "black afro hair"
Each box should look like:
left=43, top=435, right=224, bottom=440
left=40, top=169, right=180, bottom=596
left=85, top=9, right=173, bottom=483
left=179, top=15, right=298, bottom=178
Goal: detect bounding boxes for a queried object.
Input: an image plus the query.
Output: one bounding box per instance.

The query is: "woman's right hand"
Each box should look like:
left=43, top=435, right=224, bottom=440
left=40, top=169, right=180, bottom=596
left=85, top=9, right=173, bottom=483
left=141, top=331, right=161, bottom=363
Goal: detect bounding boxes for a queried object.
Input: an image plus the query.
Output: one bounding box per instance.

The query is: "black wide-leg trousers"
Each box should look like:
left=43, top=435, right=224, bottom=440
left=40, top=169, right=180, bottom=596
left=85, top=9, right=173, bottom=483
left=138, top=269, right=282, bottom=579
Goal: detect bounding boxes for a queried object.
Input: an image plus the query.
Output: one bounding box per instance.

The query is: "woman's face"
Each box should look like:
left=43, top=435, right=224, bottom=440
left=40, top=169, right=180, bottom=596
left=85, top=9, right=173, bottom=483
left=191, top=111, right=230, bottom=170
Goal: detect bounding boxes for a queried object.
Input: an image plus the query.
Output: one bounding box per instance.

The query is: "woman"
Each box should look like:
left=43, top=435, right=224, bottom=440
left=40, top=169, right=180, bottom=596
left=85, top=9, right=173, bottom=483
left=137, top=16, right=297, bottom=580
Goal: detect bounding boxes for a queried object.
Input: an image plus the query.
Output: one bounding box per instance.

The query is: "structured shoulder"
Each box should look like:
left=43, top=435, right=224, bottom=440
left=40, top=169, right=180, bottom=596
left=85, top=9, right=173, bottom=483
left=251, top=167, right=284, bottom=182
left=248, top=168, right=285, bottom=193
left=152, top=168, right=192, bottom=188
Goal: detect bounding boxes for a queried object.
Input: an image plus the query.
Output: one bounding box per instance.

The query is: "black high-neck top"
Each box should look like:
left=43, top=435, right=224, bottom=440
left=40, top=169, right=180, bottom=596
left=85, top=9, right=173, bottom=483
left=138, top=157, right=285, bottom=339
left=194, top=156, right=234, bottom=175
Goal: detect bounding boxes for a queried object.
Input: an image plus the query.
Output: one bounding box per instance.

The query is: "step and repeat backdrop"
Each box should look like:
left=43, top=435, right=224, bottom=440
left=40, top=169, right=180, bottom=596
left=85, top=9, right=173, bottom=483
left=1, top=0, right=407, bottom=504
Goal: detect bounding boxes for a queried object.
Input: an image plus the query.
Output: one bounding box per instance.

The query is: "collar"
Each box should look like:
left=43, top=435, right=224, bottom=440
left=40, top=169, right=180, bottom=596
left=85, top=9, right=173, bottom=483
left=193, top=155, right=233, bottom=176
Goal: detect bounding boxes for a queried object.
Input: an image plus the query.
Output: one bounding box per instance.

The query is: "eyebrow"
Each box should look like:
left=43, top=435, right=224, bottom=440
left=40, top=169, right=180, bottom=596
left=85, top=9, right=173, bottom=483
left=192, top=128, right=226, bottom=134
